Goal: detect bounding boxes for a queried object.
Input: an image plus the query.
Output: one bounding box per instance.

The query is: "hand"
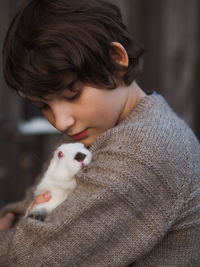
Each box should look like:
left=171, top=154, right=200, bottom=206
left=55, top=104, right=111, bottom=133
left=27, top=191, right=52, bottom=216
left=0, top=212, right=15, bottom=231
left=33, top=191, right=52, bottom=205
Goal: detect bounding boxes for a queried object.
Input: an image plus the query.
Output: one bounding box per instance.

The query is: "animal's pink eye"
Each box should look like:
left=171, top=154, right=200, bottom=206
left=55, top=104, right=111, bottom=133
left=58, top=151, right=64, bottom=159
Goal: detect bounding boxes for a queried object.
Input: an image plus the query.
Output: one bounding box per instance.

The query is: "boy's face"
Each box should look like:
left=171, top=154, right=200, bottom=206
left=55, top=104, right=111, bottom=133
left=27, top=82, right=129, bottom=147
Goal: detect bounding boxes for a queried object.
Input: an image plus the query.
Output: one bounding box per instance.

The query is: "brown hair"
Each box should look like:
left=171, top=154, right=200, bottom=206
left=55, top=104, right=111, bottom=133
left=3, top=0, right=144, bottom=97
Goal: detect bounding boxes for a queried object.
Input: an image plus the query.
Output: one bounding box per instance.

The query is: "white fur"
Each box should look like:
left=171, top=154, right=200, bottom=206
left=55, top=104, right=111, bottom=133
left=25, top=142, right=92, bottom=218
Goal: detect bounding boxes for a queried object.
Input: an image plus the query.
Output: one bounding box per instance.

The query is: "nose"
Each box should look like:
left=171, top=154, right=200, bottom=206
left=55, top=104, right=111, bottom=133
left=50, top=101, right=75, bottom=132
left=54, top=115, right=75, bottom=133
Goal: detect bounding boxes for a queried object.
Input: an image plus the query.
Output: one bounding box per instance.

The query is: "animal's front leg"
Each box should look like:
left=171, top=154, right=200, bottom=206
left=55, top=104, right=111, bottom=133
left=27, top=191, right=52, bottom=221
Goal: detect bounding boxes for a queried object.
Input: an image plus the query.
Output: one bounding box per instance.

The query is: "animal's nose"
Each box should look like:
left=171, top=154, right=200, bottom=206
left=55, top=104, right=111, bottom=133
left=74, top=152, right=86, bottom=162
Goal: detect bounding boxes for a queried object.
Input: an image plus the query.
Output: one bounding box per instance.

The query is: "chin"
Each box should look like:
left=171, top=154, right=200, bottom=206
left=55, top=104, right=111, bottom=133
left=78, top=136, right=96, bottom=148
left=79, top=139, right=92, bottom=148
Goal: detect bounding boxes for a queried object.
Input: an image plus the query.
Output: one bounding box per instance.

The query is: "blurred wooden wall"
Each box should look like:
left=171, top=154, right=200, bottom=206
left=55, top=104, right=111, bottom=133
left=0, top=1, right=62, bottom=208
left=126, top=0, right=200, bottom=133
left=0, top=0, right=199, bottom=208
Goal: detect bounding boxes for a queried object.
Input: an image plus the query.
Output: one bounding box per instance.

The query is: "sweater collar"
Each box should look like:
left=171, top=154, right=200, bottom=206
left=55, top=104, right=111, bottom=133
left=89, top=94, right=166, bottom=152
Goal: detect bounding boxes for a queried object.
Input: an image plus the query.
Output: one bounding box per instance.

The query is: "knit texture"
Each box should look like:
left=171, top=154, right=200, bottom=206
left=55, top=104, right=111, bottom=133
left=0, top=94, right=200, bottom=266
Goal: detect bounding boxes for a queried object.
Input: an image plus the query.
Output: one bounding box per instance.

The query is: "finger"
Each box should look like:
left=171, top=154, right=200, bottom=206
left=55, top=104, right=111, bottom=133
left=27, top=191, right=52, bottom=216
left=5, top=212, right=15, bottom=220
left=0, top=213, right=15, bottom=230
left=34, top=191, right=52, bottom=205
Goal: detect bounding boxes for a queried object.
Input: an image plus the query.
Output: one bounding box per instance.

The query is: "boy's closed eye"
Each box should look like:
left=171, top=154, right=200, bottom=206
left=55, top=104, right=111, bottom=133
left=33, top=91, right=82, bottom=110
left=25, top=82, right=83, bottom=110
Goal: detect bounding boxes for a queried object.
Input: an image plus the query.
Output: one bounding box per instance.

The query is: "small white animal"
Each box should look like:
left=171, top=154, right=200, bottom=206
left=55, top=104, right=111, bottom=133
left=26, top=142, right=92, bottom=221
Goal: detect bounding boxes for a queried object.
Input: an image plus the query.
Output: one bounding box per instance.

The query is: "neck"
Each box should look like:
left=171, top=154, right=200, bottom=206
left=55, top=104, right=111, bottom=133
left=118, top=81, right=146, bottom=123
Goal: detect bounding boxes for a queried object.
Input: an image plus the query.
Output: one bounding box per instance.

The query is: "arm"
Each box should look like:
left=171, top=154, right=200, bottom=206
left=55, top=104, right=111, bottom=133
left=0, top=156, right=185, bottom=267
left=0, top=178, right=171, bottom=266
left=0, top=184, right=35, bottom=228
left=0, top=169, right=47, bottom=219
left=0, top=190, right=52, bottom=230
left=1, top=137, right=199, bottom=266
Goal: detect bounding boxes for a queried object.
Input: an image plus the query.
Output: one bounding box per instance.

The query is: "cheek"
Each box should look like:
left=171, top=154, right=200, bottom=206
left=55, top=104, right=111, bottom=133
left=86, top=103, right=117, bottom=128
left=90, top=98, right=116, bottom=118
left=81, top=103, right=104, bottom=122
left=42, top=110, right=54, bottom=125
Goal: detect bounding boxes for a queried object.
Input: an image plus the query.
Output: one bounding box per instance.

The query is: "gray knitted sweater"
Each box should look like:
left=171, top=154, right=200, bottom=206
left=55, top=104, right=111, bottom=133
left=0, top=94, right=200, bottom=266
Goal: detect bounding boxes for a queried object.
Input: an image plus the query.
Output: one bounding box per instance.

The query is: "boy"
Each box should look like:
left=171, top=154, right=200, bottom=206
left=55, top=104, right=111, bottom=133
left=0, top=0, right=200, bottom=266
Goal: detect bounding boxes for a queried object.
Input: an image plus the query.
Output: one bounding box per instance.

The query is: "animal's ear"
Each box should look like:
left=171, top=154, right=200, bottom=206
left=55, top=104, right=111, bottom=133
left=74, top=152, right=86, bottom=162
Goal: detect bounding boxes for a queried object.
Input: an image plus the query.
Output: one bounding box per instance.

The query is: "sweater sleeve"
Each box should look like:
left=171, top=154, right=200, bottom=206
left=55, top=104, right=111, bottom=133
left=1, top=136, right=199, bottom=267
left=0, top=169, right=45, bottom=218
left=0, top=178, right=174, bottom=266
left=0, top=183, right=36, bottom=219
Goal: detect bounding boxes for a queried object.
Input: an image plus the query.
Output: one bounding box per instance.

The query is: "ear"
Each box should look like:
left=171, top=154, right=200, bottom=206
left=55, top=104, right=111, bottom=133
left=110, top=42, right=129, bottom=67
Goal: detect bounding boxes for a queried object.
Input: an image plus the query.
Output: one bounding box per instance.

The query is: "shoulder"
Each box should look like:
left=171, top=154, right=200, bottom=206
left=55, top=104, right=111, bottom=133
left=92, top=94, right=199, bottom=158
left=87, top=94, right=200, bottom=196
left=116, top=94, right=199, bottom=161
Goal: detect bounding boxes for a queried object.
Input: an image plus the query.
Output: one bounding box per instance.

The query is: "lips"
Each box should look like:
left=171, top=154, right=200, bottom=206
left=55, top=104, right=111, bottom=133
left=69, top=129, right=88, bottom=140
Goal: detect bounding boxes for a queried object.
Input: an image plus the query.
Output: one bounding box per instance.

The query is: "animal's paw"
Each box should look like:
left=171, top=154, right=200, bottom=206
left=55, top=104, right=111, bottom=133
left=28, top=210, right=48, bottom=221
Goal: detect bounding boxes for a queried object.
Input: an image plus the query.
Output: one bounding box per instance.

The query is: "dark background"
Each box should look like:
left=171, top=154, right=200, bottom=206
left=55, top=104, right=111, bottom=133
left=0, top=0, right=199, bottom=208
